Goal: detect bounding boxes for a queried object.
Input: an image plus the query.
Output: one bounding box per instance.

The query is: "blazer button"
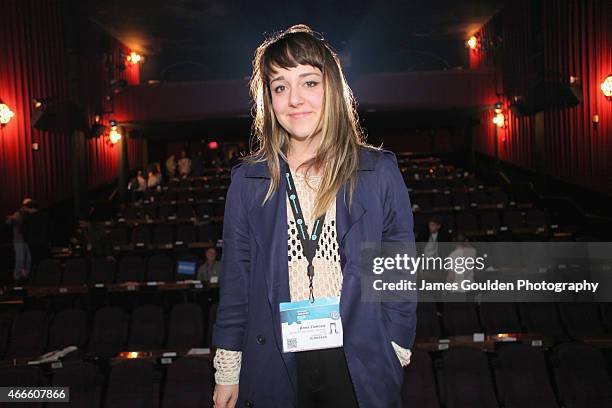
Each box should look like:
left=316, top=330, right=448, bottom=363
left=244, top=400, right=254, bottom=407
left=256, top=335, right=266, bottom=345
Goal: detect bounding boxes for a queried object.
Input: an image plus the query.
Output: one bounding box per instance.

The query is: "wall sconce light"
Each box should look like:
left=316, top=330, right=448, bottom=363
left=492, top=101, right=506, bottom=128
left=126, top=51, right=143, bottom=65
left=601, top=75, right=612, bottom=100
left=0, top=99, right=15, bottom=126
left=109, top=122, right=121, bottom=144
left=466, top=35, right=478, bottom=50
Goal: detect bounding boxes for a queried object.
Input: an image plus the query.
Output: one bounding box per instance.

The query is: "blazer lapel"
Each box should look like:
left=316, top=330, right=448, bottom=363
left=336, top=148, right=376, bottom=249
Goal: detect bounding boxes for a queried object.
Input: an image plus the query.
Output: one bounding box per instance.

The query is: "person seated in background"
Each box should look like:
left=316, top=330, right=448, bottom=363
left=6, top=198, right=37, bottom=282
left=423, top=216, right=451, bottom=258
left=446, top=234, right=477, bottom=286
left=136, top=170, right=147, bottom=191
left=197, top=247, right=222, bottom=284
left=147, top=166, right=161, bottom=189
left=153, top=162, right=163, bottom=184
left=178, top=150, right=192, bottom=178
left=128, top=174, right=143, bottom=201
left=192, top=151, right=205, bottom=177
left=165, top=154, right=177, bottom=178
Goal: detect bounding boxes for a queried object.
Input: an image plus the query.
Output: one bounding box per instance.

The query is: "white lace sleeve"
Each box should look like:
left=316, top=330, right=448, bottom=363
left=391, top=341, right=412, bottom=367
left=213, top=348, right=242, bottom=385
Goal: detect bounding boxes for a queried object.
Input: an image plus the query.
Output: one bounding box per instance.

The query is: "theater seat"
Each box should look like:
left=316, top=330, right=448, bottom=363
left=518, top=303, right=567, bottom=341
left=416, top=302, right=441, bottom=339
left=51, top=362, right=104, bottom=408
left=5, top=311, right=48, bottom=359
left=438, top=348, right=498, bottom=408
left=494, top=344, right=558, bottom=408
left=104, top=360, right=159, bottom=408
left=88, top=306, right=128, bottom=357
left=162, top=357, right=214, bottom=408
left=117, top=255, right=145, bottom=283
left=48, top=309, right=88, bottom=351
left=63, top=258, right=89, bottom=285
left=128, top=305, right=165, bottom=351
left=175, top=225, right=197, bottom=245
left=34, top=259, right=62, bottom=286
left=0, top=314, right=12, bottom=359
left=442, top=303, right=481, bottom=336
left=90, top=256, right=116, bottom=284
left=167, top=303, right=204, bottom=350
left=479, top=302, right=522, bottom=334
left=176, top=204, right=195, bottom=220
left=480, top=211, right=501, bottom=233
left=401, top=349, right=440, bottom=408
left=147, top=254, right=175, bottom=282
left=153, top=224, right=174, bottom=246
left=158, top=205, right=176, bottom=221
left=198, top=224, right=222, bottom=243
left=455, top=212, right=479, bottom=233
left=558, top=303, right=607, bottom=338
left=131, top=225, right=151, bottom=246
left=552, top=343, right=612, bottom=408
left=109, top=227, right=130, bottom=246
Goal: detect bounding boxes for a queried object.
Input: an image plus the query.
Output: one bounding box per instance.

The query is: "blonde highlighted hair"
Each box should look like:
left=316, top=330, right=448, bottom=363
left=247, top=24, right=369, bottom=219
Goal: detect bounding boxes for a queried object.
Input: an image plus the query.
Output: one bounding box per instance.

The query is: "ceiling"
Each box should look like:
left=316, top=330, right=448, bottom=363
left=79, top=0, right=507, bottom=82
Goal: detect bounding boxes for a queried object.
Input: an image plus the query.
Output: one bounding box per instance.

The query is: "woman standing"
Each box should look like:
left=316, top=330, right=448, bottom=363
left=213, top=25, right=416, bottom=408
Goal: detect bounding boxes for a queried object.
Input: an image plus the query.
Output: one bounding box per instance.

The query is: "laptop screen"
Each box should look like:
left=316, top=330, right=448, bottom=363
left=177, top=261, right=197, bottom=277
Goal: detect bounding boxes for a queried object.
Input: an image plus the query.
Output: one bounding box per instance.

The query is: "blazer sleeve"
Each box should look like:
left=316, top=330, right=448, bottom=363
left=378, top=151, right=418, bottom=350
left=212, top=164, right=251, bottom=351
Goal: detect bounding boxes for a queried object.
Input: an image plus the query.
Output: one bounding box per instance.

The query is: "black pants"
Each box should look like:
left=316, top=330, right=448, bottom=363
left=296, top=347, right=359, bottom=408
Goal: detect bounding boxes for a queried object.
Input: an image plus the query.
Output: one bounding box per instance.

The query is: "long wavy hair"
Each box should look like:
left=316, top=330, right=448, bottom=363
left=246, top=24, right=370, bottom=220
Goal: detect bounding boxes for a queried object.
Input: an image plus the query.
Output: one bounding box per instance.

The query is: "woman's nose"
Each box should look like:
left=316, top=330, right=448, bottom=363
left=289, top=88, right=304, bottom=107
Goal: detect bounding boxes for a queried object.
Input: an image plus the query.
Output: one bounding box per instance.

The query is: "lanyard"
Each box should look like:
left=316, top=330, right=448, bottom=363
left=284, top=164, right=326, bottom=303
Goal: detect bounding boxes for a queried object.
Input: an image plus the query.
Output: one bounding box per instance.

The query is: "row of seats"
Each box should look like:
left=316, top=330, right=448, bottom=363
left=1, top=358, right=213, bottom=408
left=413, top=209, right=548, bottom=238
left=4, top=342, right=609, bottom=408
left=0, top=303, right=214, bottom=360
left=417, top=302, right=612, bottom=340
left=119, top=203, right=225, bottom=222
left=412, top=190, right=528, bottom=210
left=405, top=343, right=612, bottom=408
left=404, top=176, right=485, bottom=192
left=164, top=175, right=229, bottom=189
left=107, top=223, right=222, bottom=248
left=134, top=188, right=228, bottom=206
left=32, top=254, right=211, bottom=286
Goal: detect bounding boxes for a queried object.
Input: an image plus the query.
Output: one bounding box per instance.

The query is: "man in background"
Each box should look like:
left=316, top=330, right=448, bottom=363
left=6, top=198, right=37, bottom=281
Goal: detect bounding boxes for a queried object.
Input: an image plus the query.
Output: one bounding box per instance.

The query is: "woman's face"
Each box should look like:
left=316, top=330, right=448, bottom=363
left=269, top=64, right=324, bottom=140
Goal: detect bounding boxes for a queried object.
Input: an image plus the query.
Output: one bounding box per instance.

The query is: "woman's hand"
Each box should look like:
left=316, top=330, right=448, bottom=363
left=213, top=384, right=239, bottom=408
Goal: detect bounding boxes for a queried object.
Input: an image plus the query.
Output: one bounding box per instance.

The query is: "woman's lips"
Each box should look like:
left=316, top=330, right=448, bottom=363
left=288, top=112, right=312, bottom=119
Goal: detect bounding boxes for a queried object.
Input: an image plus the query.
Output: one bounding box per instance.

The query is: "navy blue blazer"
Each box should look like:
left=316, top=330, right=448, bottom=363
left=213, top=147, right=417, bottom=408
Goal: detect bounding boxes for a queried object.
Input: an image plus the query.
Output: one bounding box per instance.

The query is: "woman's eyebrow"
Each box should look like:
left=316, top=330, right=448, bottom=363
left=270, top=72, right=321, bottom=83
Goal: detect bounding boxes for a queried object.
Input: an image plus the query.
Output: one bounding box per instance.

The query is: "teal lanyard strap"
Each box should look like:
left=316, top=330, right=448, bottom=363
left=284, top=163, right=326, bottom=303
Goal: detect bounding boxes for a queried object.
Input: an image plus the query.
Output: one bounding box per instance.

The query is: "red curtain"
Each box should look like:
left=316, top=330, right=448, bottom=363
left=0, top=0, right=143, bottom=217
left=471, top=0, right=611, bottom=194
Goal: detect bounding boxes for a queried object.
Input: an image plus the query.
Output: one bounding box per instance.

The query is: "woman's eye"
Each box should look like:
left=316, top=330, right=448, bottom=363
left=274, top=85, right=285, bottom=93
left=305, top=81, right=319, bottom=87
